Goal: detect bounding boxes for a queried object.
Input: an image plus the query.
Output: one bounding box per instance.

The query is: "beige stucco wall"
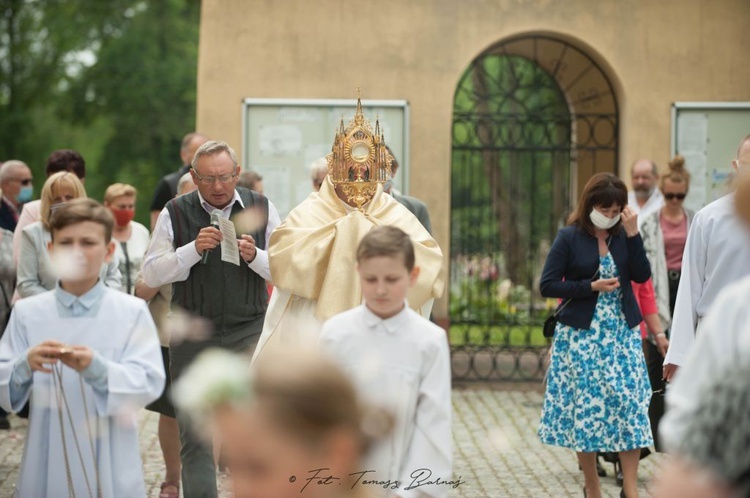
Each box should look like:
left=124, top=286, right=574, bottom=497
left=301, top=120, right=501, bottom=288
left=197, top=0, right=750, bottom=319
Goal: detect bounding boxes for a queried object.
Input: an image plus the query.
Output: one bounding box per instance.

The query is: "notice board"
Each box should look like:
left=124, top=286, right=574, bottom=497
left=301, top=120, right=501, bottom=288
left=242, top=98, right=409, bottom=218
left=671, top=102, right=750, bottom=212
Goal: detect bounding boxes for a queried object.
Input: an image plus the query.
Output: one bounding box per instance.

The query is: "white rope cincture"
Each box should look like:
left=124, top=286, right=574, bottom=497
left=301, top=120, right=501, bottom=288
left=52, top=363, right=76, bottom=498
left=51, top=362, right=102, bottom=498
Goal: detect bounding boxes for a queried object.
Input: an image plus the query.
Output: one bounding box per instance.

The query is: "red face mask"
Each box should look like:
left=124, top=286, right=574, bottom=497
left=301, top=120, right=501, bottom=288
left=111, top=208, right=135, bottom=227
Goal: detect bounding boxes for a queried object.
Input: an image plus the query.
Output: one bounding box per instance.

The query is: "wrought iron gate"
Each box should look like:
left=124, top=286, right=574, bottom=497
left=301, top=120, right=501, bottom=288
left=450, top=35, right=619, bottom=381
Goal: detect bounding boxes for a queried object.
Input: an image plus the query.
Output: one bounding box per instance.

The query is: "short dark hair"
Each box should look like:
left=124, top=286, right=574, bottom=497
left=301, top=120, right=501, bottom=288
left=356, top=225, right=415, bottom=271
left=568, top=172, right=628, bottom=236
left=237, top=170, right=263, bottom=190
left=49, top=198, right=114, bottom=243
left=46, top=149, right=85, bottom=179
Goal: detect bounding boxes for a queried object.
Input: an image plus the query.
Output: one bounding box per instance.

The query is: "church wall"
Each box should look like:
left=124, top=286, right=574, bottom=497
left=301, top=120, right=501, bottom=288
left=197, top=0, right=750, bottom=319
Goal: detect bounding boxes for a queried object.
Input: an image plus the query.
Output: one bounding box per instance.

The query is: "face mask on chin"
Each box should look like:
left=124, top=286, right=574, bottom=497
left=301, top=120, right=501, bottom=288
left=16, top=186, right=33, bottom=203
left=590, top=208, right=621, bottom=230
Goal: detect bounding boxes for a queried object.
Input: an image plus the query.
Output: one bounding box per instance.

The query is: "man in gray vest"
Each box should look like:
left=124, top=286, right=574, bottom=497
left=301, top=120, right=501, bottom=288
left=142, top=140, right=279, bottom=498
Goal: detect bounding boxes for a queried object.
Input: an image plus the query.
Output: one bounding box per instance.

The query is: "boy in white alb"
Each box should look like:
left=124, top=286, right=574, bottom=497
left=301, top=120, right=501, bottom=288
left=0, top=198, right=165, bottom=498
left=320, top=226, right=453, bottom=498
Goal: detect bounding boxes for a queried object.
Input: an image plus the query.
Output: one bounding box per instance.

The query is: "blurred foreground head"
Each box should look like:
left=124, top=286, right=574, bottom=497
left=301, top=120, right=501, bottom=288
left=173, top=347, right=389, bottom=498
left=736, top=137, right=750, bottom=224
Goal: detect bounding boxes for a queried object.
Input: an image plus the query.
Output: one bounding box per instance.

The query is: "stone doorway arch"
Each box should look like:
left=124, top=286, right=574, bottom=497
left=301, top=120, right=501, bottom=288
left=450, top=33, right=620, bottom=381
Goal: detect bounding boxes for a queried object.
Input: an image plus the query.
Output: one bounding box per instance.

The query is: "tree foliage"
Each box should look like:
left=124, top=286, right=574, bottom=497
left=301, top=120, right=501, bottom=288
left=0, top=0, right=200, bottom=226
left=450, top=54, right=572, bottom=326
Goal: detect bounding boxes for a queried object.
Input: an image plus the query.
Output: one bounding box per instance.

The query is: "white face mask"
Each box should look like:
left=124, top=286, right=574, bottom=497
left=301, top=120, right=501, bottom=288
left=590, top=208, right=621, bottom=230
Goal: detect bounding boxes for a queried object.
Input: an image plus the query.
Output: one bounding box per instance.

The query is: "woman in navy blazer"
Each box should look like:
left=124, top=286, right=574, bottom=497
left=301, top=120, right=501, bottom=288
left=538, top=173, right=653, bottom=498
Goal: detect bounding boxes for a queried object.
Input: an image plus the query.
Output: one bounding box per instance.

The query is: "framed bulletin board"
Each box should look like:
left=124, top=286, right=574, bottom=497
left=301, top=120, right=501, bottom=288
left=671, top=102, right=750, bottom=212
left=242, top=98, right=410, bottom=218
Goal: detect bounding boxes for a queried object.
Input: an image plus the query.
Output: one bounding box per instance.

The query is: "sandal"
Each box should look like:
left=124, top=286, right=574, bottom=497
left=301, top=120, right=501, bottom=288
left=159, top=481, right=180, bottom=498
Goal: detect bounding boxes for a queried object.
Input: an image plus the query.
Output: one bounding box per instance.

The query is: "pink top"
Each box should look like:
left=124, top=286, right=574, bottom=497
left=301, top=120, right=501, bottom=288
left=660, top=212, right=688, bottom=271
left=632, top=278, right=658, bottom=339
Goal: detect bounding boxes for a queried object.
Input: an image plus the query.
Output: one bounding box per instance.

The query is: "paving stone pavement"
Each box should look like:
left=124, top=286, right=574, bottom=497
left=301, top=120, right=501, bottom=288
left=0, top=385, right=667, bottom=497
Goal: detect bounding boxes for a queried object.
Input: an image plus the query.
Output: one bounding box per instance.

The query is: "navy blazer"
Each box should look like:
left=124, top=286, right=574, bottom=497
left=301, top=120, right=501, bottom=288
left=540, top=225, right=651, bottom=330
left=0, top=200, right=17, bottom=232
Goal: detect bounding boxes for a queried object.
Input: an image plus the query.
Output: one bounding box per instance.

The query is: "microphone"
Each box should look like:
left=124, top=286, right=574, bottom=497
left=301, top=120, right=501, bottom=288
left=201, top=209, right=223, bottom=265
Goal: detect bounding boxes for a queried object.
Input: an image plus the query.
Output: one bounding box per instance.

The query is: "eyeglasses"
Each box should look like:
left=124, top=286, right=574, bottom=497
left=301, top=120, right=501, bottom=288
left=14, top=178, right=33, bottom=186
left=192, top=169, right=238, bottom=185
left=664, top=193, right=686, bottom=200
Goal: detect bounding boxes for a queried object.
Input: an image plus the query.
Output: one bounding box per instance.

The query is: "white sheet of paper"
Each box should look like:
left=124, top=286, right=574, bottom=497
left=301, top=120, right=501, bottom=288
left=218, top=217, right=240, bottom=266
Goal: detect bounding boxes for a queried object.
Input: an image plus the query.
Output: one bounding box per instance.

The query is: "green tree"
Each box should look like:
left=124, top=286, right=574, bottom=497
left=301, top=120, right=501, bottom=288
left=0, top=0, right=131, bottom=167
left=0, top=0, right=201, bottom=227
left=66, top=0, right=201, bottom=225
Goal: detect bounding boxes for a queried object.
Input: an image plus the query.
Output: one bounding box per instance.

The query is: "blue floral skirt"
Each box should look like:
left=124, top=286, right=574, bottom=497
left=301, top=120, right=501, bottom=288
left=538, top=254, right=653, bottom=452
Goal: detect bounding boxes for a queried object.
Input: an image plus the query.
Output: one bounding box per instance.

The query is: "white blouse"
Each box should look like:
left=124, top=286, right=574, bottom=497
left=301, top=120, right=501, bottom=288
left=320, top=304, right=453, bottom=498
left=113, top=222, right=150, bottom=295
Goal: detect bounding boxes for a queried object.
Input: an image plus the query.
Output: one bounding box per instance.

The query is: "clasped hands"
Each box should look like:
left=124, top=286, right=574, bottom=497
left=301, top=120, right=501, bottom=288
left=195, top=226, right=257, bottom=263
left=27, top=340, right=93, bottom=373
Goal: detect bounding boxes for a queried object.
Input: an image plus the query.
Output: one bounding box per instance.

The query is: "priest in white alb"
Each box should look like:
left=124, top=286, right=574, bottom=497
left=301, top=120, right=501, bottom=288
left=253, top=96, right=445, bottom=361
left=663, top=134, right=750, bottom=381
left=661, top=168, right=750, bottom=453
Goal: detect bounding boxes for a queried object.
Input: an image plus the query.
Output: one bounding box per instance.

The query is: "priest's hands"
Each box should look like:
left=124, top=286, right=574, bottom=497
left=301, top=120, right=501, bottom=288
left=621, top=206, right=638, bottom=237
left=27, top=341, right=94, bottom=373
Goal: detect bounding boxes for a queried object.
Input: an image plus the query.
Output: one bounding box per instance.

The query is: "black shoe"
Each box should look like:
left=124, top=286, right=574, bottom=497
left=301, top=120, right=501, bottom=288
left=596, top=457, right=606, bottom=477
left=0, top=416, right=9, bottom=430
left=579, top=457, right=607, bottom=477
left=615, top=460, right=623, bottom=486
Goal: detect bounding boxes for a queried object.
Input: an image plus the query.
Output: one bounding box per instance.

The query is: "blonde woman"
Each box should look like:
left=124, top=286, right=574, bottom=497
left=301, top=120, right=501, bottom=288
left=640, top=155, right=694, bottom=451
left=16, top=172, right=121, bottom=298
left=641, top=155, right=695, bottom=320
left=103, top=183, right=150, bottom=295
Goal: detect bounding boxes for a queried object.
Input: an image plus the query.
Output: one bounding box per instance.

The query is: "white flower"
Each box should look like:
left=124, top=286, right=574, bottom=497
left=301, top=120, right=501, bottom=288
left=172, top=349, right=253, bottom=426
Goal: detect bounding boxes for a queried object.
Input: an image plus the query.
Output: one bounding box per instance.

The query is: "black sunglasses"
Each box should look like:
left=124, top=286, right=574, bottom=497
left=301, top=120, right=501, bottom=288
left=664, top=193, right=686, bottom=200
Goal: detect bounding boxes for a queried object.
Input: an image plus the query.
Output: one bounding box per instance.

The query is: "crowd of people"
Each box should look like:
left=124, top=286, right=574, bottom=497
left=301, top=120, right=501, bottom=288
left=0, top=100, right=451, bottom=498
left=0, top=98, right=747, bottom=498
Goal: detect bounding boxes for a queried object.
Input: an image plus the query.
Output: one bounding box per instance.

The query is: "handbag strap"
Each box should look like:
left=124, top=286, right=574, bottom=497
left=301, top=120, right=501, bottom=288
left=553, top=235, right=612, bottom=317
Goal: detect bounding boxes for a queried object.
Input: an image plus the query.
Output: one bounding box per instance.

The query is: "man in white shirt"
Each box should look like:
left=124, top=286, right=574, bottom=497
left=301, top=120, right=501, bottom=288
left=663, top=134, right=750, bottom=382
left=628, top=158, right=665, bottom=227
left=142, top=140, right=280, bottom=498
left=660, top=273, right=750, bottom=458
left=659, top=170, right=750, bottom=491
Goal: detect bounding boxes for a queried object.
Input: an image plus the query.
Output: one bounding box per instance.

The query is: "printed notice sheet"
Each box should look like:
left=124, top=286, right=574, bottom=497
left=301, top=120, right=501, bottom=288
left=218, top=217, right=240, bottom=266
